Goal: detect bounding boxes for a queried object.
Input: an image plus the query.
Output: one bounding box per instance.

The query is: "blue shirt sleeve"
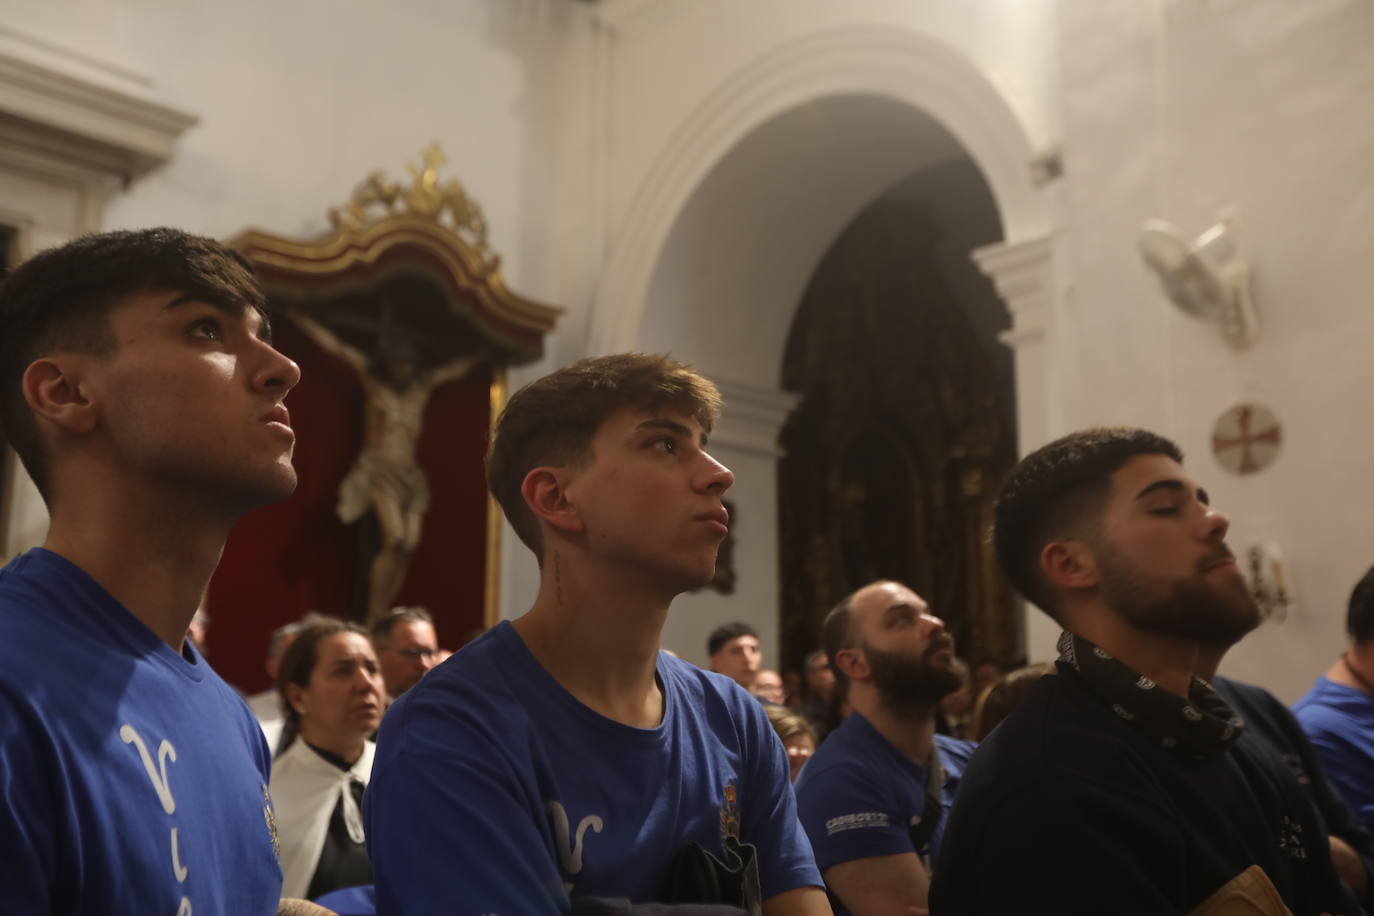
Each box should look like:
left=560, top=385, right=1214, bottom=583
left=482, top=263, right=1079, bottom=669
left=0, top=690, right=56, bottom=915
left=735, top=699, right=823, bottom=898
left=734, top=699, right=823, bottom=898
left=795, top=758, right=915, bottom=872
left=1296, top=702, right=1374, bottom=836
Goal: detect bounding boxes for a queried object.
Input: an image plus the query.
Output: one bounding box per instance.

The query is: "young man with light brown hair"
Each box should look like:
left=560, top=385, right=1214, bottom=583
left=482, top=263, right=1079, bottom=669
left=366, top=353, right=827, bottom=915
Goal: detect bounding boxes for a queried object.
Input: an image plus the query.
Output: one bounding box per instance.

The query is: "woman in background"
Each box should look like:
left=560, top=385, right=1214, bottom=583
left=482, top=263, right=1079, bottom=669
left=766, top=704, right=818, bottom=782
left=271, top=617, right=385, bottom=900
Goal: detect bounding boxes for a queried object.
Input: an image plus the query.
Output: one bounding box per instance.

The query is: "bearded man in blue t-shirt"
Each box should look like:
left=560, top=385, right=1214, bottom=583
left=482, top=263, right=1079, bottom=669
left=365, top=354, right=827, bottom=915
left=794, top=580, right=975, bottom=915
left=0, top=229, right=331, bottom=915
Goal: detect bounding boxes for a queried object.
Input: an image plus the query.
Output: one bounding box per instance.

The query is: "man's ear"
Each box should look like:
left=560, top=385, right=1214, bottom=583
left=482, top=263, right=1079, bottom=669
left=21, top=358, right=97, bottom=434
left=1041, top=539, right=1099, bottom=591
left=833, top=645, right=868, bottom=683
left=521, top=467, right=584, bottom=536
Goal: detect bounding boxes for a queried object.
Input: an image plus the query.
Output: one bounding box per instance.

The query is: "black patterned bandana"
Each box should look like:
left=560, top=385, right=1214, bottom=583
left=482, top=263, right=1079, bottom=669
left=1057, top=630, right=1244, bottom=759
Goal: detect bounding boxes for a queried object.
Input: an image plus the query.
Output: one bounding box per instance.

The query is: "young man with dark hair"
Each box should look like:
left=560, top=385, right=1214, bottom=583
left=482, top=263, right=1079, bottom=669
left=708, top=620, right=763, bottom=688
left=1295, top=564, right=1374, bottom=837
left=0, top=229, right=329, bottom=915
left=795, top=580, right=973, bottom=915
left=366, top=354, right=827, bottom=914
left=931, top=427, right=1355, bottom=915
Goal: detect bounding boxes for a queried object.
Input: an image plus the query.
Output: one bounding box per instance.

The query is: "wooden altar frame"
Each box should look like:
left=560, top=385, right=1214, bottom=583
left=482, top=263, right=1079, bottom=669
left=212, top=146, right=558, bottom=691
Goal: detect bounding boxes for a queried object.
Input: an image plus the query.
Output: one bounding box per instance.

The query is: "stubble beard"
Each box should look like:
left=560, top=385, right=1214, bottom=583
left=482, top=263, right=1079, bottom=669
left=1094, top=541, right=1261, bottom=648
left=148, top=449, right=298, bottom=522
left=864, top=637, right=964, bottom=717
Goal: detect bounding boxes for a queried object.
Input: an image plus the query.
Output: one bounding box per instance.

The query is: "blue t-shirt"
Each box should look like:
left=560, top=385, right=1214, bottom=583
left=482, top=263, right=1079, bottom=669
left=365, top=621, right=821, bottom=914
left=0, top=548, right=283, bottom=915
left=1294, top=675, right=1374, bottom=835
left=794, top=712, right=974, bottom=880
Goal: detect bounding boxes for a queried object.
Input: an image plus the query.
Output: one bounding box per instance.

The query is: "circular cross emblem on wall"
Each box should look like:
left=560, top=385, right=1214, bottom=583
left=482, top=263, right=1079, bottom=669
left=1211, top=403, right=1282, bottom=475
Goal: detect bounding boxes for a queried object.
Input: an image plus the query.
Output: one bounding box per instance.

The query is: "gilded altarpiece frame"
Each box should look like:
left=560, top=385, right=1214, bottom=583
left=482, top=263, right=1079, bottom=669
left=777, top=189, right=1019, bottom=674
left=208, top=148, right=559, bottom=693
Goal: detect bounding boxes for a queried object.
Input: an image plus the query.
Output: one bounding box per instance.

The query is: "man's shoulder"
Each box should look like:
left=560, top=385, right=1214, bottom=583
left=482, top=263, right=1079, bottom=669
left=1212, top=675, right=1286, bottom=721
left=662, top=653, right=753, bottom=709
left=1294, top=677, right=1374, bottom=734
left=955, top=671, right=1157, bottom=803
left=380, top=627, right=531, bottom=749
left=795, top=715, right=892, bottom=794
left=0, top=582, right=110, bottom=694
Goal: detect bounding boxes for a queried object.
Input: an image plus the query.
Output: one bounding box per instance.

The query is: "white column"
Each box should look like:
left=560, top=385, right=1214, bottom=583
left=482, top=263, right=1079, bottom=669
left=0, top=31, right=197, bottom=561
left=971, top=233, right=1061, bottom=661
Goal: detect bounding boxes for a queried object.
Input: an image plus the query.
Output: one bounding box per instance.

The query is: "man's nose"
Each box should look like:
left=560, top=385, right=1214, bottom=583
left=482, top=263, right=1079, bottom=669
left=697, top=453, right=735, bottom=494
left=1202, top=504, right=1230, bottom=541
left=253, top=338, right=302, bottom=395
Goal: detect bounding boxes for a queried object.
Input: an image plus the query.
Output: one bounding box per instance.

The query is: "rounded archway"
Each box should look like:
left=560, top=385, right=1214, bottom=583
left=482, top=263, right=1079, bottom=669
left=591, top=25, right=1049, bottom=359
left=606, top=26, right=1052, bottom=666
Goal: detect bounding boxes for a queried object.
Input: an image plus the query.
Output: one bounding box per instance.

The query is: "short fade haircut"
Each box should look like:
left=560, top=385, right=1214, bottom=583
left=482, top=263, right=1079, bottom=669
left=818, top=587, right=862, bottom=686
left=707, top=621, right=758, bottom=657
left=487, top=353, right=723, bottom=557
left=1347, top=566, right=1374, bottom=644
left=819, top=581, right=899, bottom=692
left=370, top=606, right=435, bottom=649
left=0, top=228, right=266, bottom=502
left=993, top=427, right=1183, bottom=619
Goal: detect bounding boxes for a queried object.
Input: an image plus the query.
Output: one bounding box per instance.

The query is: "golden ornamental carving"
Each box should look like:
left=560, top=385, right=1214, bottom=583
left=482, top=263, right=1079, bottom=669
left=327, top=142, right=494, bottom=272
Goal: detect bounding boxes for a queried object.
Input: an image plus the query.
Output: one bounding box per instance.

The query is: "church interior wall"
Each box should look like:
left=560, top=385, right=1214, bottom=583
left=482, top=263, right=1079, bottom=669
left=2, top=1, right=602, bottom=640
left=1055, top=0, right=1374, bottom=701
left=596, top=0, right=1059, bottom=238
left=10, top=0, right=1366, bottom=704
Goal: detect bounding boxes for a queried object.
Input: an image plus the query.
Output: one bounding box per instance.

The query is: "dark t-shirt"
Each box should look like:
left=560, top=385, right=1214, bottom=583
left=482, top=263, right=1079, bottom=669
left=930, top=666, right=1353, bottom=916
left=1215, top=675, right=1373, bottom=910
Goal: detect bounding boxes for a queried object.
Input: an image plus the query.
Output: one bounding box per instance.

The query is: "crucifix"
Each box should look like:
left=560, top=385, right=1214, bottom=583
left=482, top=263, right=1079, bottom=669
left=291, top=306, right=484, bottom=622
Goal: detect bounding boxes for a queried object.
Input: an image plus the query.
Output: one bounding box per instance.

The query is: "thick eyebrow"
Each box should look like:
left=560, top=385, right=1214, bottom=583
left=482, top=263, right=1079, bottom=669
left=882, top=601, right=922, bottom=623
left=163, top=292, right=273, bottom=343
left=635, top=418, right=708, bottom=447
left=1135, top=479, right=1210, bottom=505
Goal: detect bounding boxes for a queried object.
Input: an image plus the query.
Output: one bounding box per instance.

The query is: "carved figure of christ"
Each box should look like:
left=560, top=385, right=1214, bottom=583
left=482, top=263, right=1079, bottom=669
left=290, top=311, right=483, bottom=621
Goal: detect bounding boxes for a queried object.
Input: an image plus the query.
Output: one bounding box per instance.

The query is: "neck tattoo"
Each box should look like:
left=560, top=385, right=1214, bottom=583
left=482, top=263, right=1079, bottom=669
left=554, top=551, right=563, bottom=606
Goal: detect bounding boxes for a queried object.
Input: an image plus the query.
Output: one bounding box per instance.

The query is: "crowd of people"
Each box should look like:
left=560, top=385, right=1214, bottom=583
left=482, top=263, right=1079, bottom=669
left=4, top=227, right=1374, bottom=916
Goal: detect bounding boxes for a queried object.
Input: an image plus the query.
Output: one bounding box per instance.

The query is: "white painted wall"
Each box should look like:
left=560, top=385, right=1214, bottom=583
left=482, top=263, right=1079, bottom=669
left=24, top=0, right=1360, bottom=704
left=1, top=1, right=591, bottom=617
left=1056, top=0, right=1374, bottom=701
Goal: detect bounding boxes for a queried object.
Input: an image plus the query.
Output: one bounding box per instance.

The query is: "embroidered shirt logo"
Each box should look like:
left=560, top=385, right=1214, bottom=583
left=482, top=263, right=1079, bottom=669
left=1277, top=815, right=1308, bottom=860
left=263, top=783, right=280, bottom=859
left=826, top=811, right=891, bottom=835
left=717, top=781, right=741, bottom=842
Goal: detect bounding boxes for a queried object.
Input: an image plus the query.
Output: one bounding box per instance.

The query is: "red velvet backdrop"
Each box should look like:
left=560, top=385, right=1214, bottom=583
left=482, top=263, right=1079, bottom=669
left=205, top=318, right=492, bottom=693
